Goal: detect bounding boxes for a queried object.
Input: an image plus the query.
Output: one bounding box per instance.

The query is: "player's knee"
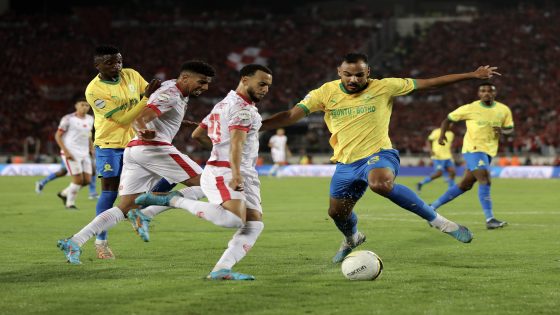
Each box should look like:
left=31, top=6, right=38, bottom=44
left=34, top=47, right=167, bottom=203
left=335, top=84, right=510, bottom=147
left=459, top=182, right=473, bottom=191
left=368, top=180, right=393, bottom=196
left=328, top=207, right=346, bottom=220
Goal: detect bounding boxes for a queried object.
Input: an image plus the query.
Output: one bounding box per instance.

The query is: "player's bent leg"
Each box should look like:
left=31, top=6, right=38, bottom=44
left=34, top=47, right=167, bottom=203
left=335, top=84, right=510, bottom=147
left=58, top=203, right=132, bottom=264
left=329, top=197, right=366, bottom=263
left=208, top=210, right=263, bottom=281
left=369, top=168, right=435, bottom=220
left=431, top=170, right=476, bottom=209
left=417, top=169, right=442, bottom=192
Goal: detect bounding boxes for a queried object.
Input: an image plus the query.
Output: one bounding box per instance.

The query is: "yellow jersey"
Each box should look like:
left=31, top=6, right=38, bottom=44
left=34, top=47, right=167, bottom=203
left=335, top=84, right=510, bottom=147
left=297, top=78, right=416, bottom=163
left=448, top=100, right=514, bottom=157
left=428, top=128, right=454, bottom=160
left=85, top=68, right=148, bottom=148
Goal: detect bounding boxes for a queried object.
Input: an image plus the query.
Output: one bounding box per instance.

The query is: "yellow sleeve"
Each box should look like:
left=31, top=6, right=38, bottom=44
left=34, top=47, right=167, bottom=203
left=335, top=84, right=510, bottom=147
left=108, top=97, right=148, bottom=125
left=448, top=105, right=470, bottom=122
left=86, top=87, right=148, bottom=125
left=383, top=78, right=416, bottom=97
left=502, top=106, right=514, bottom=128
left=427, top=129, right=437, bottom=141
left=295, top=86, right=325, bottom=116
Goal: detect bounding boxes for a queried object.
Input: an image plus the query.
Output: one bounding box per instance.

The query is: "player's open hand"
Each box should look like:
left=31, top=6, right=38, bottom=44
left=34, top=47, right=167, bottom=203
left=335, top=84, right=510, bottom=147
left=473, top=65, right=501, bottom=79
left=438, top=135, right=447, bottom=146
left=138, top=129, right=156, bottom=140
left=144, top=79, right=162, bottom=98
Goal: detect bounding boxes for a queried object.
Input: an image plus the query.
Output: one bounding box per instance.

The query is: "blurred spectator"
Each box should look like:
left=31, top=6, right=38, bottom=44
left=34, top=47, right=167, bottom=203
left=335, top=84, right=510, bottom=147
left=510, top=155, right=521, bottom=166
left=498, top=156, right=510, bottom=167
left=1, top=3, right=558, bottom=161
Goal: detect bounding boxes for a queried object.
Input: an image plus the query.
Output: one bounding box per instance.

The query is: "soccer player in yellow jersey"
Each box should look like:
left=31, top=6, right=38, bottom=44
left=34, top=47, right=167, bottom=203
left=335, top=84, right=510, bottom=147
left=85, top=45, right=160, bottom=259
left=416, top=127, right=456, bottom=192
left=431, top=83, right=514, bottom=229
left=261, top=53, right=501, bottom=262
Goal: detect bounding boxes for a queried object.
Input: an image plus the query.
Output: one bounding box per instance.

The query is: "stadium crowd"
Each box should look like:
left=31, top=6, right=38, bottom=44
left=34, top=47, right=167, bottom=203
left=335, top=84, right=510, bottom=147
left=391, top=4, right=559, bottom=159
left=0, top=3, right=558, bottom=164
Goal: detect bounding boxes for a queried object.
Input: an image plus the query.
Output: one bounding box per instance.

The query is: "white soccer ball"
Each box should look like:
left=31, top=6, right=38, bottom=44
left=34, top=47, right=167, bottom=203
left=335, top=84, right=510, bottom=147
left=341, top=250, right=383, bottom=281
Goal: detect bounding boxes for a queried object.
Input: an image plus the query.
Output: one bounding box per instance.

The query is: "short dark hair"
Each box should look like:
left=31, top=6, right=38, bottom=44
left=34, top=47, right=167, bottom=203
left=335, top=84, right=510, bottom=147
left=342, top=53, right=368, bottom=64
left=181, top=60, right=216, bottom=77
left=240, top=64, right=272, bottom=77
left=479, top=82, right=496, bottom=88
left=94, top=45, right=120, bottom=57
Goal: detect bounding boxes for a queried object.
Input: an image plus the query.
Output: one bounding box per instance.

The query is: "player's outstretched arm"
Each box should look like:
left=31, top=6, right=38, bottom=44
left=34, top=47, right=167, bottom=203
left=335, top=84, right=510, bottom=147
left=110, top=79, right=161, bottom=125
left=415, top=66, right=501, bottom=91
left=260, top=106, right=306, bottom=132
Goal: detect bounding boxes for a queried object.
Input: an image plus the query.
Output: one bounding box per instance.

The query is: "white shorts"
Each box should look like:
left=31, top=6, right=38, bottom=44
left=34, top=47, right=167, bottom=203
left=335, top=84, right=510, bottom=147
left=271, top=149, right=286, bottom=163
left=201, top=165, right=262, bottom=213
left=119, top=145, right=202, bottom=195
left=62, top=155, right=92, bottom=175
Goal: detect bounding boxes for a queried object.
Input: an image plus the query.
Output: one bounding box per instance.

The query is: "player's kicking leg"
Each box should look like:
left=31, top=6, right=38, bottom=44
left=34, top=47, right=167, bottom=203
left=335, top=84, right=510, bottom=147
left=129, top=186, right=205, bottom=242
left=368, top=150, right=473, bottom=243
left=57, top=194, right=138, bottom=264
left=136, top=168, right=263, bottom=280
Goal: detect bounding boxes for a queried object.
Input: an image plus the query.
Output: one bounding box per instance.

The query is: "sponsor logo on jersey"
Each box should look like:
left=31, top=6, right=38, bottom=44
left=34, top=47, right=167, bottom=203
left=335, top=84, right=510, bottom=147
left=94, top=99, right=106, bottom=109
left=367, top=156, right=380, bottom=165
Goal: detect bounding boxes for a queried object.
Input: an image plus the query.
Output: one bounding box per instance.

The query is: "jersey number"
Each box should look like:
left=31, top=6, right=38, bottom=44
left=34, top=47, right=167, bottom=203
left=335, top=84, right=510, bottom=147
left=208, top=113, right=221, bottom=144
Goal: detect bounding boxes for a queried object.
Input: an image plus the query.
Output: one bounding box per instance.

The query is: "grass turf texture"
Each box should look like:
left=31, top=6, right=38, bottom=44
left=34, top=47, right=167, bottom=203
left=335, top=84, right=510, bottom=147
left=1, top=176, right=559, bottom=315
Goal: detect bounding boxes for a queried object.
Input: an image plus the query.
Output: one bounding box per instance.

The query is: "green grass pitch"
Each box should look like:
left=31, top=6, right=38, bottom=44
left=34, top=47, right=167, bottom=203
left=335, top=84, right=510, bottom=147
left=1, top=176, right=559, bottom=315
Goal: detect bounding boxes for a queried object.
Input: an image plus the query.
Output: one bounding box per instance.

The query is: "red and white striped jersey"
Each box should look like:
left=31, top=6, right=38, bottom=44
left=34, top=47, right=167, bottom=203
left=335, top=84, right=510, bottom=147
left=132, top=79, right=189, bottom=144
left=58, top=113, right=94, bottom=158
left=200, top=91, right=262, bottom=171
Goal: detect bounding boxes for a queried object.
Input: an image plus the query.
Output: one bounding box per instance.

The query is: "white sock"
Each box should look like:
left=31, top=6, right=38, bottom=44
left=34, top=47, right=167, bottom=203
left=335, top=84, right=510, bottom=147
left=61, top=186, right=70, bottom=197
left=65, top=183, right=82, bottom=207
left=70, top=207, right=125, bottom=246
left=429, top=213, right=459, bottom=232
left=177, top=186, right=206, bottom=200
left=212, top=221, right=264, bottom=272
left=170, top=197, right=243, bottom=228
left=141, top=205, right=170, bottom=218
left=141, top=186, right=206, bottom=218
